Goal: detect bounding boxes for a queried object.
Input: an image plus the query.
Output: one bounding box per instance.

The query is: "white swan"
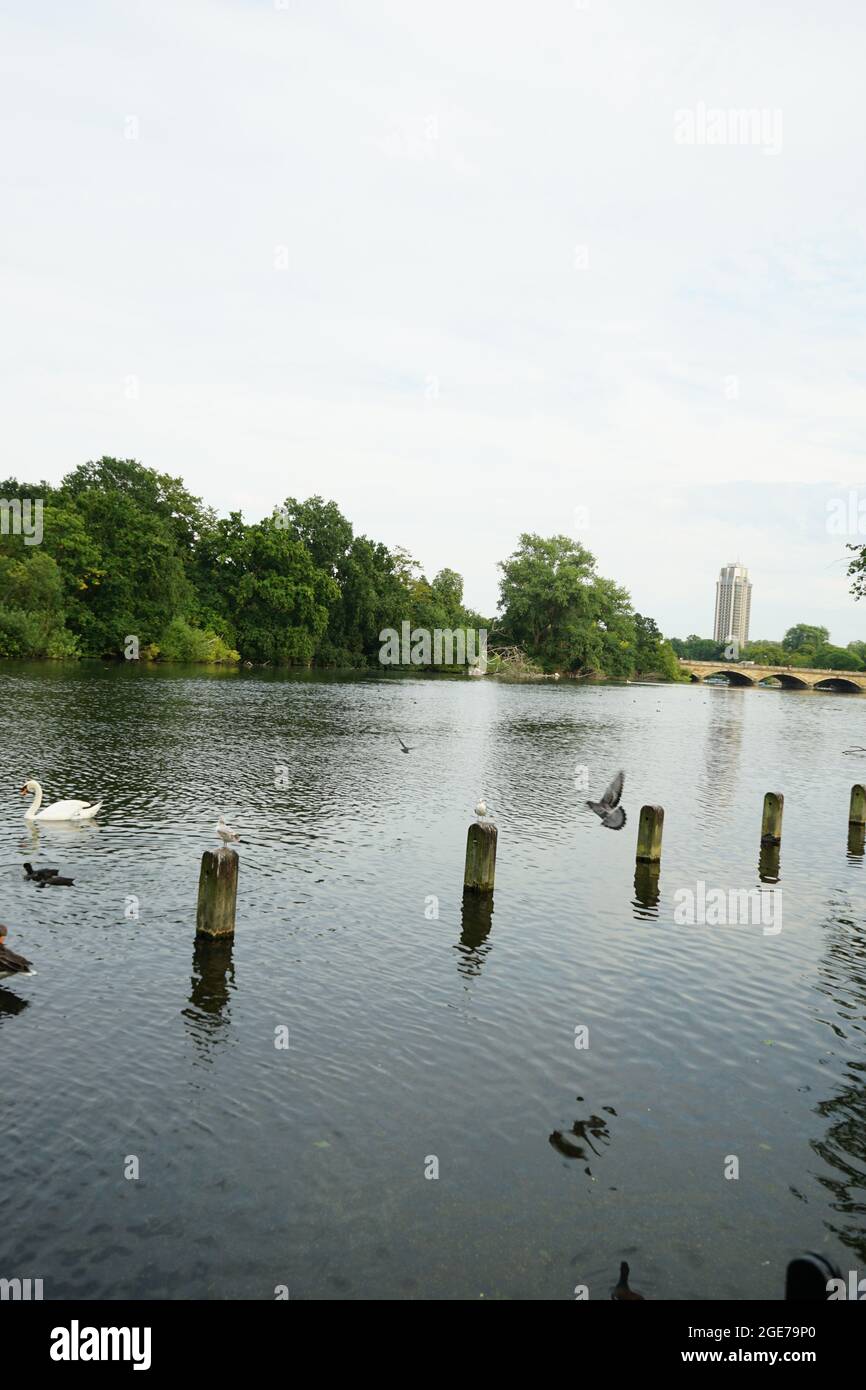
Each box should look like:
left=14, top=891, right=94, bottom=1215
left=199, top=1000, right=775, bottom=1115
left=21, top=779, right=102, bottom=822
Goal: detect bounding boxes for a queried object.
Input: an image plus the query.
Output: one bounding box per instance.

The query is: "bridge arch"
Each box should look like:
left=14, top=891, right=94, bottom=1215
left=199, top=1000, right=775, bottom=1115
left=699, top=668, right=755, bottom=686
left=763, top=673, right=811, bottom=690
left=813, top=677, right=862, bottom=693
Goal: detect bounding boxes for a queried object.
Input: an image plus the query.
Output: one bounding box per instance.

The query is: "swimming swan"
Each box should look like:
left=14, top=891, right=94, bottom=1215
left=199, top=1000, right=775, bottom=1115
left=21, top=779, right=102, bottom=822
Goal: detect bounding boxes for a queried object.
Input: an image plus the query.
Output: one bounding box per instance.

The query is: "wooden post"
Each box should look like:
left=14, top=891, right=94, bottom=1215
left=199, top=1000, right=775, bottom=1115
left=760, top=792, right=784, bottom=845
left=849, top=785, right=866, bottom=826
left=196, top=847, right=239, bottom=938
left=636, top=805, right=664, bottom=863
left=464, top=822, right=497, bottom=894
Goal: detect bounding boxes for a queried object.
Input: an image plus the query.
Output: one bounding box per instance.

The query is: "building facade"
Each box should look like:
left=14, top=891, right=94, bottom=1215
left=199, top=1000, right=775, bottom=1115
left=713, top=563, right=752, bottom=647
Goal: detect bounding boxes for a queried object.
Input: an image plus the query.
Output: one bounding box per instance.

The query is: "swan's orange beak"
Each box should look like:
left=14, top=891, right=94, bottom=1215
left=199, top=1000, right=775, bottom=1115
left=19, top=785, right=27, bottom=795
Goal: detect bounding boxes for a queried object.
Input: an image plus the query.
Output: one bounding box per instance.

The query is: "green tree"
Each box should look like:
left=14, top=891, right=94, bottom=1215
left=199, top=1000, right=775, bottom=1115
left=669, top=635, right=727, bottom=660
left=633, top=614, right=682, bottom=679
left=810, top=643, right=863, bottom=671
left=0, top=552, right=80, bottom=658
left=497, top=534, right=657, bottom=676
left=742, top=640, right=787, bottom=665
left=277, top=496, right=354, bottom=577
left=228, top=517, right=338, bottom=665
left=782, top=623, right=830, bottom=653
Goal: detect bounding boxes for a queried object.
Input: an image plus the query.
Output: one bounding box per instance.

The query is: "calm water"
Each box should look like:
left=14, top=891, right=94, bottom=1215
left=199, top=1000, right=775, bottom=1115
left=1, top=662, right=865, bottom=1300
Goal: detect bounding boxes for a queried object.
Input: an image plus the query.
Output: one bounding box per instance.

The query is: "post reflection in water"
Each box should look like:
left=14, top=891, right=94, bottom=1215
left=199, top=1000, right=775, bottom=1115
left=758, top=842, right=782, bottom=884
left=456, top=891, right=494, bottom=978
left=182, top=937, right=235, bottom=1060
left=632, top=862, right=660, bottom=918
left=811, top=898, right=866, bottom=1263
left=847, top=823, right=865, bottom=861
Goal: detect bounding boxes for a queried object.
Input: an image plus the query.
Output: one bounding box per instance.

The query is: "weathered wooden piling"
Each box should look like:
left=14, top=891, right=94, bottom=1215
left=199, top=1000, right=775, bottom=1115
left=636, top=805, right=664, bottom=863
left=196, top=847, right=239, bottom=938
left=760, top=792, right=784, bottom=846
left=849, top=785, right=866, bottom=827
left=463, top=822, right=497, bottom=894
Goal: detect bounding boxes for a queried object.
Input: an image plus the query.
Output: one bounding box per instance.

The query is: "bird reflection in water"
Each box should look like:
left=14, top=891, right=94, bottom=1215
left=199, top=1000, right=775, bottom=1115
left=0, top=986, right=29, bottom=1020
left=549, top=1099, right=615, bottom=1174
left=456, top=891, right=494, bottom=978
left=182, top=937, right=235, bottom=1060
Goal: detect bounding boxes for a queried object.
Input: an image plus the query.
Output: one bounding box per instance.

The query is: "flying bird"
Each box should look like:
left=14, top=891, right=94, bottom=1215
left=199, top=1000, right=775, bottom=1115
left=586, top=770, right=626, bottom=830
left=396, top=737, right=415, bottom=754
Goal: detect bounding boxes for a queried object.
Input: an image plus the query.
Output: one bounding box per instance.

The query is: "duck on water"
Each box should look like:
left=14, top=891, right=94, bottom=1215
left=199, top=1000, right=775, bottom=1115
left=0, top=926, right=34, bottom=979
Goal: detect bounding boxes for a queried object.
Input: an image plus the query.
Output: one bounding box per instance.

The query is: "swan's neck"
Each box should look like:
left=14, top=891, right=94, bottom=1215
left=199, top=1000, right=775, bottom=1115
left=25, top=783, right=42, bottom=818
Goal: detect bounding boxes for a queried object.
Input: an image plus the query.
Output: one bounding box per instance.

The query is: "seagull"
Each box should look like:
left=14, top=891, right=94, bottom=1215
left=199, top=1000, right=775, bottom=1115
left=475, top=798, right=488, bottom=822
left=397, top=737, right=414, bottom=754
left=216, top=817, right=240, bottom=846
left=586, top=770, right=627, bottom=830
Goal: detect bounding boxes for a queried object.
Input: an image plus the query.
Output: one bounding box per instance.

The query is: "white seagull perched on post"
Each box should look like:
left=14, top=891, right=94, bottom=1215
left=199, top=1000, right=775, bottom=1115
left=475, top=798, right=488, bottom=822
left=215, top=816, right=240, bottom=846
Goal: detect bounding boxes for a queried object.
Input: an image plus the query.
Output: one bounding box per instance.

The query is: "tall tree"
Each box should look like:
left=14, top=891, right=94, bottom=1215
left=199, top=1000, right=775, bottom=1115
left=782, top=623, right=830, bottom=653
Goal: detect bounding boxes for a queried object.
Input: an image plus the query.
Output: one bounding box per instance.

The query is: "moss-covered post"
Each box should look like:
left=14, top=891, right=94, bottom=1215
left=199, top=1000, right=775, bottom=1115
left=196, top=847, right=239, bottom=938
left=761, top=792, right=784, bottom=846
left=847, top=785, right=866, bottom=856
left=636, top=805, right=664, bottom=863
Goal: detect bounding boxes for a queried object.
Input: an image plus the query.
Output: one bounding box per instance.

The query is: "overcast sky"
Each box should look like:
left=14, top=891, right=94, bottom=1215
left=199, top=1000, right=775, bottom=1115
left=2, top=1, right=865, bottom=641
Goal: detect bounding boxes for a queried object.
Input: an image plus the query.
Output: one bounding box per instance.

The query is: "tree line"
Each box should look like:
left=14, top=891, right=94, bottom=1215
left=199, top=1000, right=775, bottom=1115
left=671, top=625, right=866, bottom=671
left=0, top=457, right=678, bottom=678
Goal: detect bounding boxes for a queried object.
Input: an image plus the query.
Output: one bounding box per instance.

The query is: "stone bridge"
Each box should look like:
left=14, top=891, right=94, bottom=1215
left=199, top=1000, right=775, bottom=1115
left=679, top=658, right=866, bottom=692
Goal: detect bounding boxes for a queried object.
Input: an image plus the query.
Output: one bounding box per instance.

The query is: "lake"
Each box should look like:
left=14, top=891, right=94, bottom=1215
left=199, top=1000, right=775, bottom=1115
left=1, top=662, right=865, bottom=1300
